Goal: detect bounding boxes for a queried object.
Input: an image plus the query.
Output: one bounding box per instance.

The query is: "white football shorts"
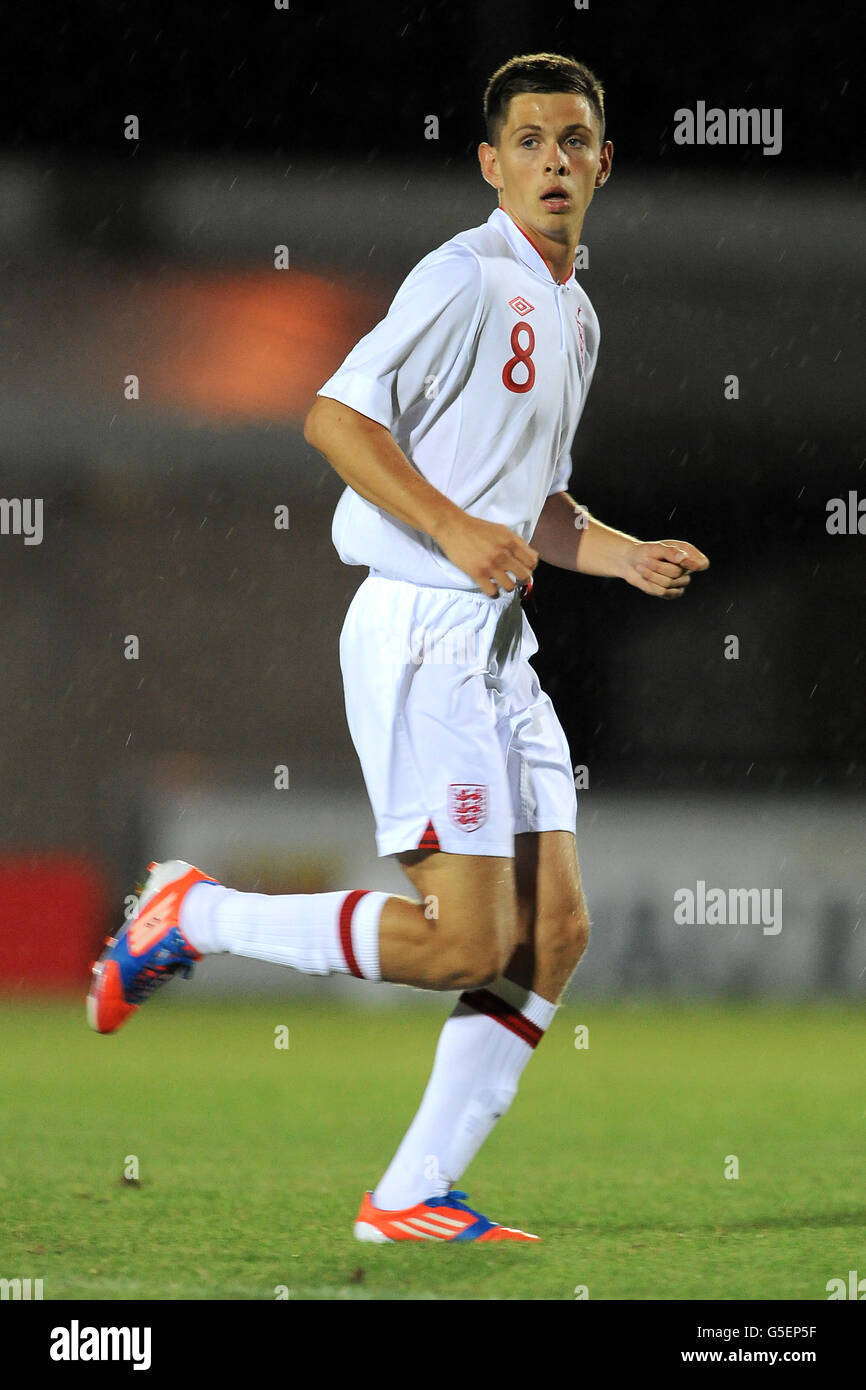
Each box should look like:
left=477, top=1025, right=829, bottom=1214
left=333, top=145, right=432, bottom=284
left=339, top=573, right=578, bottom=857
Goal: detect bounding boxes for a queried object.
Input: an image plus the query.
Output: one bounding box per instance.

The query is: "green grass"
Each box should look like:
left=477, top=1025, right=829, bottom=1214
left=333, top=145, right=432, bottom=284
left=1, top=996, right=864, bottom=1300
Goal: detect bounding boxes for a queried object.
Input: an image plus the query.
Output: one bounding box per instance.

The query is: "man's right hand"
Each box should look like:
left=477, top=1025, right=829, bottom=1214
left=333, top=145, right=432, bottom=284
left=304, top=398, right=538, bottom=595
left=433, top=512, right=538, bottom=597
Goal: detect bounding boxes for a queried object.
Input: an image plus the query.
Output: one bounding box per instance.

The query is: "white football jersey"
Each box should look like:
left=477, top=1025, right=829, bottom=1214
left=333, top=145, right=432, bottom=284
left=317, top=205, right=600, bottom=590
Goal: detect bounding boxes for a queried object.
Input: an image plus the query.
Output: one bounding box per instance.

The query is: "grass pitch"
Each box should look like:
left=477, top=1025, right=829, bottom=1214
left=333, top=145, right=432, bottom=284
left=1, top=995, right=863, bottom=1300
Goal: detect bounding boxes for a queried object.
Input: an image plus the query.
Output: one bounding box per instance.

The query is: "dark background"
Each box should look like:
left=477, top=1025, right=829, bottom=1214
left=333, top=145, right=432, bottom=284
left=6, top=1, right=858, bottom=171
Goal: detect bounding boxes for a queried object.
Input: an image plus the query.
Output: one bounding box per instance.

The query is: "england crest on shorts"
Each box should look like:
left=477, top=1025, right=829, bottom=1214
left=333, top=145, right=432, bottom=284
left=448, top=783, right=488, bottom=832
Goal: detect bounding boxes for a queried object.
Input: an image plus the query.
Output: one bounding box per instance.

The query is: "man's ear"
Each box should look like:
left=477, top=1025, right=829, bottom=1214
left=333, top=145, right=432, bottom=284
left=478, top=141, right=501, bottom=193
left=595, top=140, right=614, bottom=187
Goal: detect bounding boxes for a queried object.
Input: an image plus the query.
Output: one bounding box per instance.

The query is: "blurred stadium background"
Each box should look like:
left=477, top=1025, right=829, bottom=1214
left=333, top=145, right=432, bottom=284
left=0, top=0, right=862, bottom=1007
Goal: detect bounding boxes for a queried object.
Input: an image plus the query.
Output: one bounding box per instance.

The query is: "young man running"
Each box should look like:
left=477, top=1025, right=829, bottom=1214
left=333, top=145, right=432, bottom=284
left=88, top=52, right=708, bottom=1244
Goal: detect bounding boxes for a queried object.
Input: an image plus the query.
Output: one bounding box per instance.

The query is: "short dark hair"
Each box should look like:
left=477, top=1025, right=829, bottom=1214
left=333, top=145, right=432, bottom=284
left=483, top=52, right=606, bottom=148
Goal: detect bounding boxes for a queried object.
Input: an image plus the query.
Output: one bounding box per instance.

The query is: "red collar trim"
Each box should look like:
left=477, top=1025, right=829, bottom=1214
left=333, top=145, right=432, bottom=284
left=499, top=206, right=574, bottom=284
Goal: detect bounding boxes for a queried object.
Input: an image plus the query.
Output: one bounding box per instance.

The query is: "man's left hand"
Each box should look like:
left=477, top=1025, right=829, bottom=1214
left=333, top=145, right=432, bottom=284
left=622, top=539, right=710, bottom=599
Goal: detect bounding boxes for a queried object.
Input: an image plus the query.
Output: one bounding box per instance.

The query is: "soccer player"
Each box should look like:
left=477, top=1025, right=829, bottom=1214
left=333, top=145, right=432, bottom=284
left=88, top=52, right=709, bottom=1243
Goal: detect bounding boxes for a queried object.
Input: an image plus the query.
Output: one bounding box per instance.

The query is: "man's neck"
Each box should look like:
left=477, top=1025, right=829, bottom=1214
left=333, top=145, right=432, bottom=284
left=499, top=203, right=578, bottom=284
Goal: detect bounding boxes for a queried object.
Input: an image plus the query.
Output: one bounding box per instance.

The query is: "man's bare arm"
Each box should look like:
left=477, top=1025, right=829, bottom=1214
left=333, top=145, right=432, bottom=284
left=304, top=395, right=538, bottom=597
left=531, top=490, right=709, bottom=599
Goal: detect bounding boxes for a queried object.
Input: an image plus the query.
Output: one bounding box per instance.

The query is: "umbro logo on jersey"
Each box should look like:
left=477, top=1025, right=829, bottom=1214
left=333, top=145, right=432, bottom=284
left=508, top=296, right=534, bottom=316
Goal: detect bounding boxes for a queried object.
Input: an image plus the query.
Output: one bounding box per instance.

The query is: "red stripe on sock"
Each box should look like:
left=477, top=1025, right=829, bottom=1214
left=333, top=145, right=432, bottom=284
left=339, top=889, right=370, bottom=978
left=459, top=988, right=544, bottom=1049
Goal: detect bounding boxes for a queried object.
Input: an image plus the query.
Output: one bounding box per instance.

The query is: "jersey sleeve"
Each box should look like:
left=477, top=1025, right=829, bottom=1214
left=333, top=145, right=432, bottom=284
left=546, top=441, right=573, bottom=498
left=315, top=246, right=482, bottom=430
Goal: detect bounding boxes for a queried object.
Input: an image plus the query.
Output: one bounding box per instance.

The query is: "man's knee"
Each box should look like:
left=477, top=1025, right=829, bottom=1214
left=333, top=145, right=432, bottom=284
left=538, top=897, right=591, bottom=970
left=399, top=852, right=519, bottom=989
left=437, top=913, right=518, bottom=990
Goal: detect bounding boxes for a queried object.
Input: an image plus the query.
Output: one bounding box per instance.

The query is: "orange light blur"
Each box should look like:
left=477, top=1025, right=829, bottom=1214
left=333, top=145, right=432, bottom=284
left=142, top=270, right=387, bottom=422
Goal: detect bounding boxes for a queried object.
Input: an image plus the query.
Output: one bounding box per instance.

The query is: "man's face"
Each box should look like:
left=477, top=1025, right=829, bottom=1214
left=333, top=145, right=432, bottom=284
left=479, top=91, right=613, bottom=243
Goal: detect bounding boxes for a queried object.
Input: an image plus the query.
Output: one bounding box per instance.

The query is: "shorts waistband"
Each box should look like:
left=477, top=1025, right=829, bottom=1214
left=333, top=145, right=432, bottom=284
left=367, top=569, right=533, bottom=605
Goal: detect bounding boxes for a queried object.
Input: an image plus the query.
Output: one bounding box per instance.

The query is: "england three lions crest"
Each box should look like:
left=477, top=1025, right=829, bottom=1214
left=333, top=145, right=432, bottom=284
left=448, top=783, right=488, bottom=832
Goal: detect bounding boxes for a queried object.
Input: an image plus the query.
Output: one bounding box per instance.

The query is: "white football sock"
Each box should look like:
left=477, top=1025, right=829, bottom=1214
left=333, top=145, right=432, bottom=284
left=372, top=977, right=557, bottom=1210
left=180, top=881, right=387, bottom=981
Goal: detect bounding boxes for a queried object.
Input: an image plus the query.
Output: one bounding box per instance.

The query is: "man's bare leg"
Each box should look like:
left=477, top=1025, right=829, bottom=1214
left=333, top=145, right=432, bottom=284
left=177, top=851, right=520, bottom=992
left=370, top=830, right=590, bottom=1210
left=377, top=851, right=519, bottom=990
left=506, top=829, right=591, bottom=1002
